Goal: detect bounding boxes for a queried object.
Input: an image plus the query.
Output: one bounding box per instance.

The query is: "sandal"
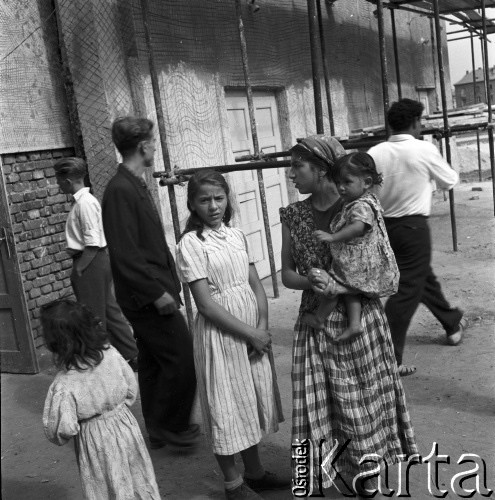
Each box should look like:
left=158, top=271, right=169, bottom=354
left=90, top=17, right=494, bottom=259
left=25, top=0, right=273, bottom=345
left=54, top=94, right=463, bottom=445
left=398, top=364, right=417, bottom=377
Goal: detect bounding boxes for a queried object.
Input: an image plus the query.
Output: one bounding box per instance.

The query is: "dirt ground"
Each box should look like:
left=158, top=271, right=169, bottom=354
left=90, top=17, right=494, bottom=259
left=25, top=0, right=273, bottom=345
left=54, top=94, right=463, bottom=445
left=1, top=179, right=494, bottom=499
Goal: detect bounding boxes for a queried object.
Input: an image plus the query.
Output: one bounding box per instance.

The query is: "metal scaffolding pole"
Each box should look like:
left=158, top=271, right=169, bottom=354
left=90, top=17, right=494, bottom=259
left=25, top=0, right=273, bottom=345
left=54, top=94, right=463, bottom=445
left=140, top=0, right=195, bottom=325
left=390, top=8, right=402, bottom=100
left=308, top=0, right=325, bottom=133
left=154, top=121, right=492, bottom=185
left=432, top=0, right=457, bottom=251
left=481, top=0, right=495, bottom=215
left=317, top=0, right=335, bottom=135
left=430, top=17, right=440, bottom=111
left=470, top=32, right=483, bottom=182
left=234, top=0, right=279, bottom=298
left=376, top=0, right=390, bottom=136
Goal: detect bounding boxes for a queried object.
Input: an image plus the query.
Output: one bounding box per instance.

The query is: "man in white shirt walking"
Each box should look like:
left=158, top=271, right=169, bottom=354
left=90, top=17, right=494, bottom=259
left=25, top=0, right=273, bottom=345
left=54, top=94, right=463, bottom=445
left=368, top=98, right=466, bottom=377
left=54, top=157, right=138, bottom=367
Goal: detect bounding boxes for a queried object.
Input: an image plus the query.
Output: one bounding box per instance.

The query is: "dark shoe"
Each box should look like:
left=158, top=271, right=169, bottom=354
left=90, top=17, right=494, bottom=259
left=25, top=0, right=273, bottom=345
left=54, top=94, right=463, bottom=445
left=148, top=426, right=199, bottom=449
left=149, top=436, right=166, bottom=450
left=446, top=317, right=467, bottom=346
left=127, top=357, right=138, bottom=372
left=244, top=471, right=291, bottom=492
left=225, top=482, right=262, bottom=499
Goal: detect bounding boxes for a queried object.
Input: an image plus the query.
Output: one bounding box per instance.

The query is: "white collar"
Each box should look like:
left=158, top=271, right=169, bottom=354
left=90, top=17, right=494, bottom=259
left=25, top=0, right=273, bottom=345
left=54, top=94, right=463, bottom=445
left=389, top=134, right=415, bottom=142
left=202, top=223, right=228, bottom=239
left=72, top=187, right=91, bottom=202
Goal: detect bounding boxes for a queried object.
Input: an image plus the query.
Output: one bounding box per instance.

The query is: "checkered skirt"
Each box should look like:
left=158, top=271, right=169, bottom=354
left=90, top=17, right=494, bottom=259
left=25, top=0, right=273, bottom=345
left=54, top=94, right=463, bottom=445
left=292, top=297, right=418, bottom=488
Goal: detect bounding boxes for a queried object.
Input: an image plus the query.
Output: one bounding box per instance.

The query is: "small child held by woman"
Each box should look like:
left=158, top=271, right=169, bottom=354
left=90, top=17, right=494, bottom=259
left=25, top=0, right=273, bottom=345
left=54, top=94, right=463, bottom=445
left=41, top=299, right=160, bottom=500
left=175, top=170, right=287, bottom=500
left=303, top=152, right=399, bottom=341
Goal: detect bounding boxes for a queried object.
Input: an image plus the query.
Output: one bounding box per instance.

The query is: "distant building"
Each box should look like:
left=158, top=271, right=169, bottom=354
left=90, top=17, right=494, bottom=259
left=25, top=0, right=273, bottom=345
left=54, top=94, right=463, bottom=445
left=454, top=66, right=495, bottom=107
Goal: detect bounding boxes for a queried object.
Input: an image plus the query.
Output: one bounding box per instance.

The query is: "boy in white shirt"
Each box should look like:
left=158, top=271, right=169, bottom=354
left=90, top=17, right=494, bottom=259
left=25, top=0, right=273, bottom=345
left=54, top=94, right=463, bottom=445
left=54, top=157, right=138, bottom=368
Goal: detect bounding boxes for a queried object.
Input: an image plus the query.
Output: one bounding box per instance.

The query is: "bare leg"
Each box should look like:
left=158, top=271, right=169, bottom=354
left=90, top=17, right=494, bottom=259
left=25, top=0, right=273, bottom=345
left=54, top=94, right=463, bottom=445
left=215, top=453, right=241, bottom=482
left=240, top=445, right=264, bottom=478
left=336, top=294, right=363, bottom=341
left=302, top=295, right=338, bottom=330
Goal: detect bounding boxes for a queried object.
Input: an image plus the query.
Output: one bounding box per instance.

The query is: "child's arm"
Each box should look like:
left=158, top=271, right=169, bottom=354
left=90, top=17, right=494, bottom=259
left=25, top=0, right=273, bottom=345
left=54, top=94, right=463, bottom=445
left=74, top=198, right=103, bottom=275
left=43, top=386, right=79, bottom=446
left=189, top=279, right=271, bottom=355
left=121, top=354, right=138, bottom=406
left=73, top=246, right=99, bottom=276
left=314, top=220, right=367, bottom=244
left=248, top=263, right=268, bottom=330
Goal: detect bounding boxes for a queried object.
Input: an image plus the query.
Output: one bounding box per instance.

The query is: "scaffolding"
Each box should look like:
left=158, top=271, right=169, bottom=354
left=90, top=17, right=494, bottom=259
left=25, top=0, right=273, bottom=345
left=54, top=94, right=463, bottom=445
left=142, top=0, right=495, bottom=323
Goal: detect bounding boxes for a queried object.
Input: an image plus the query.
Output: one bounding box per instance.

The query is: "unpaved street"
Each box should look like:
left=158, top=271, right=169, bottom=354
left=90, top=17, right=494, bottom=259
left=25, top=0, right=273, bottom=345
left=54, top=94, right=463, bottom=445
left=1, top=181, right=494, bottom=499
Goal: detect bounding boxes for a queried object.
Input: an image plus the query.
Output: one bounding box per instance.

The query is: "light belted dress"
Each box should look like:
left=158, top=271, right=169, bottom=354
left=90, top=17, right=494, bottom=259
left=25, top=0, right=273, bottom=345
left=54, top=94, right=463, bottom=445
left=176, top=224, right=283, bottom=455
left=43, top=346, right=160, bottom=500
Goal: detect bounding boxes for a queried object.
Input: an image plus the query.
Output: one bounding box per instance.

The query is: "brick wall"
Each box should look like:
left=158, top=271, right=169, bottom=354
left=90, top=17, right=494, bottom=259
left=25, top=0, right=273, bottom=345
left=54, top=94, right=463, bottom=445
left=2, top=148, right=75, bottom=349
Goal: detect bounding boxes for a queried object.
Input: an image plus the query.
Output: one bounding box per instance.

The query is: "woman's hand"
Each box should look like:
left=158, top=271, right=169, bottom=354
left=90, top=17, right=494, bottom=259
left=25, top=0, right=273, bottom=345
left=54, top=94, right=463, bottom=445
left=248, top=329, right=272, bottom=356
left=308, top=268, right=331, bottom=295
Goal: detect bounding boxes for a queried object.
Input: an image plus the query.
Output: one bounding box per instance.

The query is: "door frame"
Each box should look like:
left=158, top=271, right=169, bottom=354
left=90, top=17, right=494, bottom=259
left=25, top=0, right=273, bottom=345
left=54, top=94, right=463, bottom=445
left=0, top=159, right=39, bottom=373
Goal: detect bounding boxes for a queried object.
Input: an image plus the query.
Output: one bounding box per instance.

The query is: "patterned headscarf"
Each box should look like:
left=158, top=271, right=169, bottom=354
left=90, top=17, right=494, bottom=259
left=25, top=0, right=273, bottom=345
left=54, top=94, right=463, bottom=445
left=295, top=134, right=346, bottom=171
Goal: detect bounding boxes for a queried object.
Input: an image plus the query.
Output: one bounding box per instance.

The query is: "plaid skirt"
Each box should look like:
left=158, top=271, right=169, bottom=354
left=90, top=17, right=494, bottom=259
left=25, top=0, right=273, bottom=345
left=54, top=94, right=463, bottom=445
left=292, top=297, right=418, bottom=489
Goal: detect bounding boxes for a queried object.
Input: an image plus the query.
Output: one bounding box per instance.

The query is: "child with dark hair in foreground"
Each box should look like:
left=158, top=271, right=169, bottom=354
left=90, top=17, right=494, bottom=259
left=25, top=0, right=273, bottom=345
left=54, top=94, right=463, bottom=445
left=41, top=299, right=160, bottom=500
left=303, top=152, right=399, bottom=341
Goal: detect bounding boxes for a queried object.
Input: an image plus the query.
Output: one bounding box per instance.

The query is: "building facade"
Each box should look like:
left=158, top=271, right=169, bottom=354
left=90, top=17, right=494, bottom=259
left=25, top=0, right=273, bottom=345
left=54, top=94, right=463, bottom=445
left=454, top=66, right=495, bottom=108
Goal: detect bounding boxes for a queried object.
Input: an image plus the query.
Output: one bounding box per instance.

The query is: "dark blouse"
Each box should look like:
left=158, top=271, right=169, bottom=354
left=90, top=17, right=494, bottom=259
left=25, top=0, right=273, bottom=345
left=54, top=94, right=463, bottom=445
left=280, top=197, right=343, bottom=313
left=311, top=199, right=343, bottom=231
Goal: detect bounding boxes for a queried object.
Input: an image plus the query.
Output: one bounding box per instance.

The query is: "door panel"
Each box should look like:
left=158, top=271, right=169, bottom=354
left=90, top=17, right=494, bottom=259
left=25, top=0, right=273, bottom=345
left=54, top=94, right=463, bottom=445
left=226, top=91, right=288, bottom=278
left=0, top=165, right=38, bottom=373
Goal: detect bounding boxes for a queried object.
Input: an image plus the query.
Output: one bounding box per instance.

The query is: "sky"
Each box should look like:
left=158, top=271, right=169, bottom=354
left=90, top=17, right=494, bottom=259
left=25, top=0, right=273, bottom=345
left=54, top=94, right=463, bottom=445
left=446, top=9, right=495, bottom=86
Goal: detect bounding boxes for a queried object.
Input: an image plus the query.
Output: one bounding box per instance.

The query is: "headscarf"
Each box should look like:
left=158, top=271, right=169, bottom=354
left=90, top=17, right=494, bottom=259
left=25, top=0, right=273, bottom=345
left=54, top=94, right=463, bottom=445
left=295, top=134, right=346, bottom=171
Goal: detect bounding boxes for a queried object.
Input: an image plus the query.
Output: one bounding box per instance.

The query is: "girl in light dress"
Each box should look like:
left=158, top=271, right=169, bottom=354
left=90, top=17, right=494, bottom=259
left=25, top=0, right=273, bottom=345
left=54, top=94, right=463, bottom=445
left=175, top=170, right=287, bottom=500
left=303, top=152, right=399, bottom=341
left=41, top=299, right=160, bottom=500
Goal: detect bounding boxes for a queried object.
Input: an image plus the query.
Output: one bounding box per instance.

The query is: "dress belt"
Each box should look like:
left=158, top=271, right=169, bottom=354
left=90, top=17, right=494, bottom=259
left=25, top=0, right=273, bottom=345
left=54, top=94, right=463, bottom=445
left=78, top=402, right=126, bottom=424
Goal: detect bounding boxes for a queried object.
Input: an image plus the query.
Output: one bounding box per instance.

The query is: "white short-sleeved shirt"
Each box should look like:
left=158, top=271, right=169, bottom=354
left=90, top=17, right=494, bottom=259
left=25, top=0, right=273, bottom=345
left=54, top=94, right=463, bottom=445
left=369, top=134, right=459, bottom=217
left=66, top=187, right=107, bottom=250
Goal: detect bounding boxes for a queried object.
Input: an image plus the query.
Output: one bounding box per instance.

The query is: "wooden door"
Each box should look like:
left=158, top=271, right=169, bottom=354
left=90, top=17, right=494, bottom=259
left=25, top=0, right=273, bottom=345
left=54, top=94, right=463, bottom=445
left=226, top=91, right=289, bottom=278
left=0, top=165, right=38, bottom=373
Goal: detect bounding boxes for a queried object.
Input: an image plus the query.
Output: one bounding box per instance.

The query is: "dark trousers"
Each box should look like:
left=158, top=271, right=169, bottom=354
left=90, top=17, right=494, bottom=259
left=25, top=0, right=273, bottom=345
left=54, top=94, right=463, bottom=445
left=71, top=250, right=138, bottom=360
left=121, top=306, right=196, bottom=434
left=384, top=216, right=462, bottom=366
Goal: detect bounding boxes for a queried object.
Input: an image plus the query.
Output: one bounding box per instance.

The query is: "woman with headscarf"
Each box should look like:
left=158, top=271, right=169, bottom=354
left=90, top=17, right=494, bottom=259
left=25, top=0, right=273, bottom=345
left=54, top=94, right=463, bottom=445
left=280, top=135, right=418, bottom=498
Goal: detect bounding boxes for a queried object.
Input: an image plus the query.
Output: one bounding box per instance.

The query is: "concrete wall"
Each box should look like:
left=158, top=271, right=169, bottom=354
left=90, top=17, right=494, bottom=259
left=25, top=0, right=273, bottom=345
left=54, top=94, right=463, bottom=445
left=0, top=0, right=73, bottom=154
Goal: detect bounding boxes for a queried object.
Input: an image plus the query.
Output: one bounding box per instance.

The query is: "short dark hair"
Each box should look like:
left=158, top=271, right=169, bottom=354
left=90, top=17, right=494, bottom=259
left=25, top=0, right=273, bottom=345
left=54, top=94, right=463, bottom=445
left=41, top=299, right=109, bottom=371
left=334, top=152, right=383, bottom=186
left=387, top=98, right=424, bottom=132
left=182, top=170, right=234, bottom=241
left=53, top=157, right=87, bottom=181
left=111, top=116, right=154, bottom=156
